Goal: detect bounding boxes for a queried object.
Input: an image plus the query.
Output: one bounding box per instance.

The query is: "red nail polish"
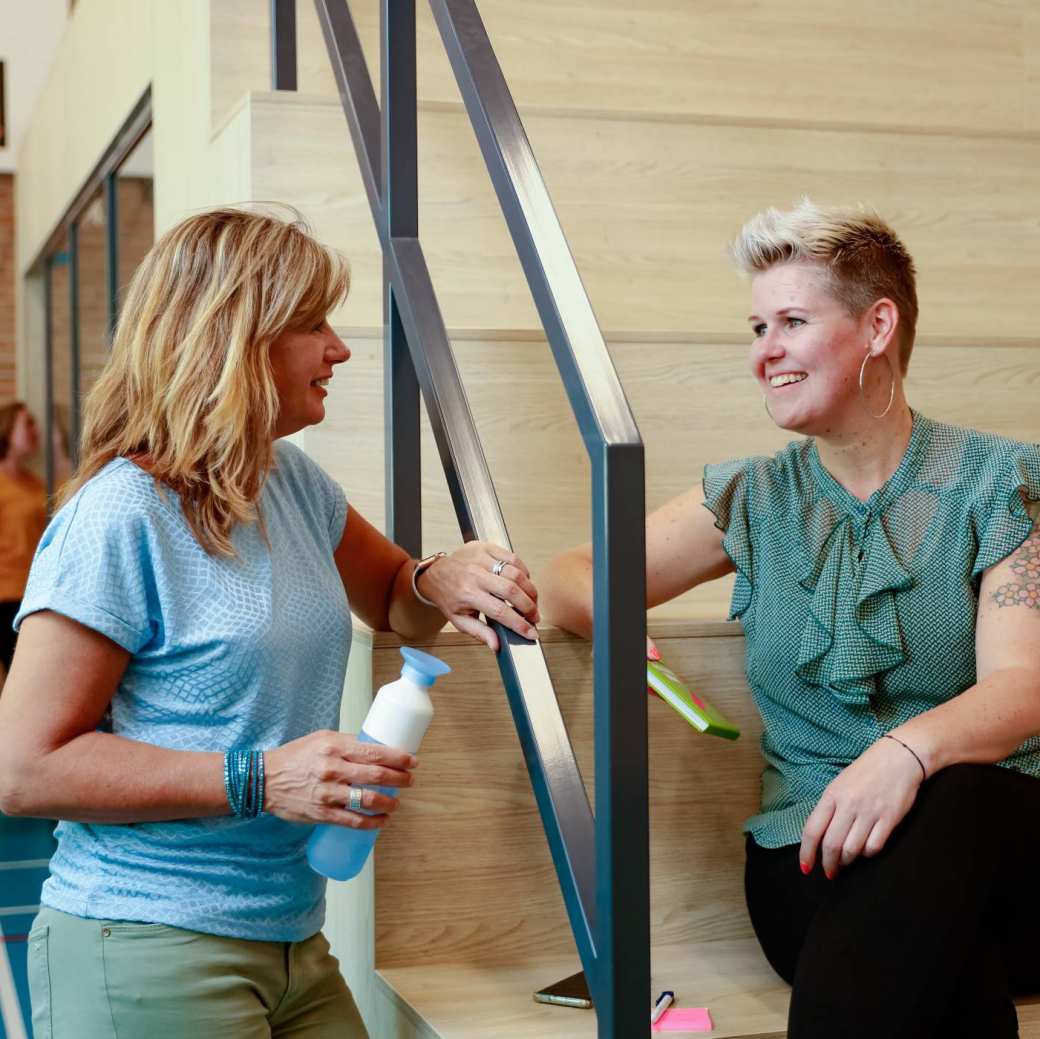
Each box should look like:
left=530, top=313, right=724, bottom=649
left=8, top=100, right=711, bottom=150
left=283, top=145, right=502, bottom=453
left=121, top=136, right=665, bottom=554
left=825, top=869, right=835, bottom=880
left=800, top=861, right=811, bottom=875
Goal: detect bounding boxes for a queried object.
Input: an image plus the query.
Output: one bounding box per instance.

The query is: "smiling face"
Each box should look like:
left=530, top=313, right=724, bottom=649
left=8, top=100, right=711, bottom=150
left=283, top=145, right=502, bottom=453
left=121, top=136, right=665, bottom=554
left=269, top=320, right=351, bottom=438
left=748, top=261, right=874, bottom=437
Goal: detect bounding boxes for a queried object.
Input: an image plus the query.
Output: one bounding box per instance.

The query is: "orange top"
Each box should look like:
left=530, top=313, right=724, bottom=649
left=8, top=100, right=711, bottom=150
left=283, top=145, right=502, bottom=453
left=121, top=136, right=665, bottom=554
left=0, top=469, right=47, bottom=602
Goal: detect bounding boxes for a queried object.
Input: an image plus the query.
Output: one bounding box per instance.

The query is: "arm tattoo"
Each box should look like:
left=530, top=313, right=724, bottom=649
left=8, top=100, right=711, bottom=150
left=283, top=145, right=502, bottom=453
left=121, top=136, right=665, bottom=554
left=991, top=524, right=1040, bottom=611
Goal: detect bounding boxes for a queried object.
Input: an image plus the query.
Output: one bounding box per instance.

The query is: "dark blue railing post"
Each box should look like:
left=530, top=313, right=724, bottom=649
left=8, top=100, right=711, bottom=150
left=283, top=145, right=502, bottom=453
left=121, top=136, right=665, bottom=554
left=104, top=173, right=119, bottom=339
left=271, top=0, right=298, bottom=90
left=68, top=222, right=81, bottom=466
left=43, top=259, right=55, bottom=499
left=382, top=0, right=422, bottom=556
left=591, top=442, right=649, bottom=1024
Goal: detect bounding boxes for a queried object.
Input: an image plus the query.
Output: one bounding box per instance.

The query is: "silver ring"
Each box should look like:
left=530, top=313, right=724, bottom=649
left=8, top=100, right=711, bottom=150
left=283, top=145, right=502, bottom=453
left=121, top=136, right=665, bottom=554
left=348, top=786, right=364, bottom=812
left=491, top=558, right=507, bottom=577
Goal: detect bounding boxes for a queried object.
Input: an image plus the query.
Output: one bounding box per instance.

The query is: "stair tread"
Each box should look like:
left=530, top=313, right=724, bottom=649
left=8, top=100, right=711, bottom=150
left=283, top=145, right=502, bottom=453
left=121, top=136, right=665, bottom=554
left=377, top=938, right=789, bottom=1038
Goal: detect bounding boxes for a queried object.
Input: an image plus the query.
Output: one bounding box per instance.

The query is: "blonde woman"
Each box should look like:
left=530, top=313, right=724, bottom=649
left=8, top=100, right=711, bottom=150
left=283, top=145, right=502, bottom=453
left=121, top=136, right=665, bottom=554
left=543, top=201, right=1040, bottom=1037
left=0, top=208, right=539, bottom=1038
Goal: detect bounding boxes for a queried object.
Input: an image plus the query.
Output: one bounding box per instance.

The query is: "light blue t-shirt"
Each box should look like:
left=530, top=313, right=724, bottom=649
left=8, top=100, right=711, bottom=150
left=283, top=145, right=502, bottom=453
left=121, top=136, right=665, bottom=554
left=15, top=441, right=351, bottom=941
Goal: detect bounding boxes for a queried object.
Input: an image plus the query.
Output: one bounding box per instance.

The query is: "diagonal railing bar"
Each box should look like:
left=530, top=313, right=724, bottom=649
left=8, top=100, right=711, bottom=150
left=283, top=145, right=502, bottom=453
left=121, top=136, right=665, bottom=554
left=314, top=0, right=600, bottom=970
left=310, top=2, right=649, bottom=1033
left=428, top=0, right=639, bottom=452
left=428, top=1, right=648, bottom=1026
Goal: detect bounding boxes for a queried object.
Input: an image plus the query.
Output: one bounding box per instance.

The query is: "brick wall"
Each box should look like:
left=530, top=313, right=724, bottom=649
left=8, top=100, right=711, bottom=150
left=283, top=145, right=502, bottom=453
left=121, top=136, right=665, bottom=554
left=0, top=174, right=15, bottom=400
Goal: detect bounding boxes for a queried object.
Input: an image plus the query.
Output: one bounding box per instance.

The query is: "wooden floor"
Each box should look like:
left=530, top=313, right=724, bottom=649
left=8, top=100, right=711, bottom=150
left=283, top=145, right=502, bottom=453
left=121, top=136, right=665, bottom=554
left=378, top=939, right=789, bottom=1039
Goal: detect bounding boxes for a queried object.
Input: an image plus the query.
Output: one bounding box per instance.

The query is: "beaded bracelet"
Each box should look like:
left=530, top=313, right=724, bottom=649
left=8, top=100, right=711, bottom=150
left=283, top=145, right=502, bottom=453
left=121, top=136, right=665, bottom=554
left=223, top=749, right=265, bottom=819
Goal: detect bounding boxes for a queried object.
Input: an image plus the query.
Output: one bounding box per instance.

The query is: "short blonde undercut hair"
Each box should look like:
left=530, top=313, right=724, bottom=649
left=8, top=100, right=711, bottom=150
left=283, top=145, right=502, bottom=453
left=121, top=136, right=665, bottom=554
left=731, top=199, right=918, bottom=373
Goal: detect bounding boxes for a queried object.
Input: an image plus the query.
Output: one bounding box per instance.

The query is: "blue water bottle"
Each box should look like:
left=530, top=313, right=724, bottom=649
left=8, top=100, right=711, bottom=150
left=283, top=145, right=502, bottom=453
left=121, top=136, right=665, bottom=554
left=306, top=647, right=451, bottom=880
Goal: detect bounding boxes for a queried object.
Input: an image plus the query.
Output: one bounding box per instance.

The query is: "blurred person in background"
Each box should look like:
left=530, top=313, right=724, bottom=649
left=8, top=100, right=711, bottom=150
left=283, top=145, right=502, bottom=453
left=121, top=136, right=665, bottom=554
left=0, top=401, right=46, bottom=682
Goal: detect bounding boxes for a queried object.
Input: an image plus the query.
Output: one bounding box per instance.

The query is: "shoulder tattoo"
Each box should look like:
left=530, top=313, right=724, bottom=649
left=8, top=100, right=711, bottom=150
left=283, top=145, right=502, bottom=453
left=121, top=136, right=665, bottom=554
left=991, top=524, right=1040, bottom=611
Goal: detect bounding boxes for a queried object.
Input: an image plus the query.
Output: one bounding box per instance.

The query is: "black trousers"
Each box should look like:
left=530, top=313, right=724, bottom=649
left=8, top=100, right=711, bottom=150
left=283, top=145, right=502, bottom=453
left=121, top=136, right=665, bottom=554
left=745, top=764, right=1040, bottom=1039
left=0, top=600, right=19, bottom=672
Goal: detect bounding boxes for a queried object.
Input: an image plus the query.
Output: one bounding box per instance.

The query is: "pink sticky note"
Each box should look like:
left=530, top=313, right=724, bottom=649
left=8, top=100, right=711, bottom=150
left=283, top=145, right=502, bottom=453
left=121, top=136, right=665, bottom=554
left=652, top=1006, right=713, bottom=1032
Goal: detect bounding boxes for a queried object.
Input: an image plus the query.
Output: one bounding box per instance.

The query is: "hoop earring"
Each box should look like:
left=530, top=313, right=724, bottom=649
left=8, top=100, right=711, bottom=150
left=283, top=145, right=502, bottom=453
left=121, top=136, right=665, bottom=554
left=858, top=352, right=895, bottom=420
left=762, top=394, right=775, bottom=423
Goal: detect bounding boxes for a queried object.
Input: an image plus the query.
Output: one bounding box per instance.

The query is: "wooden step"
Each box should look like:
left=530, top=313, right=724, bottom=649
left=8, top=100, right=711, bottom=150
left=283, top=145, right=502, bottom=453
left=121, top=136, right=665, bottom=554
left=372, top=956, right=1040, bottom=1039
left=377, top=939, right=789, bottom=1039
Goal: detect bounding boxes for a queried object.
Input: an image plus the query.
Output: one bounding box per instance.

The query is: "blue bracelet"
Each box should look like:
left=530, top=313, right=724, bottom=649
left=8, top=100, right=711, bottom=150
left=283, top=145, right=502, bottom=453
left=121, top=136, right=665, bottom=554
left=224, top=749, right=264, bottom=819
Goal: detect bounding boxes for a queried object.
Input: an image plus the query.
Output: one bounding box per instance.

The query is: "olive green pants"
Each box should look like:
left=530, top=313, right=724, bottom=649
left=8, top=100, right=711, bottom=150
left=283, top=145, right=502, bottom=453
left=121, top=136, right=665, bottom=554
left=27, top=907, right=368, bottom=1039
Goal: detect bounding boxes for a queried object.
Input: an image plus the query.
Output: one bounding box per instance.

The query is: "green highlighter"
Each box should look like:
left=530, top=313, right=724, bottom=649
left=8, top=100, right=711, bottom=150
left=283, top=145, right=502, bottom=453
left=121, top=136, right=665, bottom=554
left=647, top=658, right=740, bottom=741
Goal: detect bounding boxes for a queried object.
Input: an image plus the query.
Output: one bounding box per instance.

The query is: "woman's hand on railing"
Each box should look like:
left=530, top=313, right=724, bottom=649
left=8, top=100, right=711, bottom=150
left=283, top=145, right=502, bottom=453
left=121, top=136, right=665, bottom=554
left=264, top=730, right=417, bottom=828
left=417, top=541, right=540, bottom=650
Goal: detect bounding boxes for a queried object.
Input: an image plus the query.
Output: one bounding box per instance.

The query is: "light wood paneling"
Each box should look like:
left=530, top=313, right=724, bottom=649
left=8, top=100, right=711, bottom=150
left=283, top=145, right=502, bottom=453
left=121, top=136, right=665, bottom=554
left=245, top=91, right=1040, bottom=342
left=1029, top=8, right=1040, bottom=135
left=210, top=1, right=1035, bottom=138
left=305, top=336, right=1040, bottom=623
left=370, top=626, right=760, bottom=968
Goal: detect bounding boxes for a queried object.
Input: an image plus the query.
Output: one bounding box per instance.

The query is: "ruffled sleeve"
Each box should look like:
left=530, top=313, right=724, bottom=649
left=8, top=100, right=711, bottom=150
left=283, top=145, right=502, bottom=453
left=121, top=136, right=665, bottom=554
left=972, top=445, right=1040, bottom=581
left=703, top=457, right=761, bottom=619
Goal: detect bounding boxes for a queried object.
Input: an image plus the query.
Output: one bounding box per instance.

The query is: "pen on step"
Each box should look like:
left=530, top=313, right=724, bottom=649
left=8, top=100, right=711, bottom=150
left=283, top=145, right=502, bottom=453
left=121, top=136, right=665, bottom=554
left=651, top=990, right=674, bottom=1024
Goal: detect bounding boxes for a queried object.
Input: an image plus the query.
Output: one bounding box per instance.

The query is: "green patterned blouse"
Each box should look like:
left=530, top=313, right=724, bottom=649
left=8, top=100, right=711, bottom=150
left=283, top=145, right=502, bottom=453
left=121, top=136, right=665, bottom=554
left=703, top=412, right=1040, bottom=848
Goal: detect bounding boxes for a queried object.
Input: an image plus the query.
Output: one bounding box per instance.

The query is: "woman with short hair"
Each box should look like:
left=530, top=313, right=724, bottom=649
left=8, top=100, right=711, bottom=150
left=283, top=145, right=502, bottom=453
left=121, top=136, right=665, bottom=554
left=0, top=207, right=539, bottom=1038
left=543, top=199, right=1040, bottom=1037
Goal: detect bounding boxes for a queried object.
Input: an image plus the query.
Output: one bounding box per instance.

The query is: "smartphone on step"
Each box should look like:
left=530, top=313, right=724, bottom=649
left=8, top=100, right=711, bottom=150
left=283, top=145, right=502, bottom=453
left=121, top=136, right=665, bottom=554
left=533, top=970, right=592, bottom=1009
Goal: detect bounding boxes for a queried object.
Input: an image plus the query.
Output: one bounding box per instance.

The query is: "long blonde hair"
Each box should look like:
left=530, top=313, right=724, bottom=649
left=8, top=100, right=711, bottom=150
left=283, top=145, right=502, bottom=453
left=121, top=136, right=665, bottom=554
left=63, top=207, right=349, bottom=555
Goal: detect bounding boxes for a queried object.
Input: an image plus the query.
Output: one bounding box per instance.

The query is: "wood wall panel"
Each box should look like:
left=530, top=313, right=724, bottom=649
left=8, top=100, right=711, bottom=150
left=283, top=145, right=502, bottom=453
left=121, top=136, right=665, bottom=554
left=369, top=625, right=760, bottom=968
left=211, top=1, right=1035, bottom=138
left=1028, top=7, right=1040, bottom=135
left=246, top=92, right=1040, bottom=343
left=304, top=336, right=1040, bottom=623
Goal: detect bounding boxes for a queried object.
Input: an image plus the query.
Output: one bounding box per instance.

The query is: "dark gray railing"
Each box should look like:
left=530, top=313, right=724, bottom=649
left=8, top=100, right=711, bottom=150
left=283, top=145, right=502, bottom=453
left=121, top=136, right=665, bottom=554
left=291, top=3, right=649, bottom=1034
left=271, top=0, right=299, bottom=90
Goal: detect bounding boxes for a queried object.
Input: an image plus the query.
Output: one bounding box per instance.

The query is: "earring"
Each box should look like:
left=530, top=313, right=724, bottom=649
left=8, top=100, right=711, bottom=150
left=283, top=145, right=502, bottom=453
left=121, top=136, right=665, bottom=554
left=858, top=352, right=895, bottom=420
left=762, top=394, right=775, bottom=423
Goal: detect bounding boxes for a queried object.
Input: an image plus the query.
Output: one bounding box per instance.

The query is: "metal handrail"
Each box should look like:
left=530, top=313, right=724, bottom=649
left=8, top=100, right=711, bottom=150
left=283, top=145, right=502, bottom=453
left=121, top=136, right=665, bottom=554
left=302, top=3, right=649, bottom=1034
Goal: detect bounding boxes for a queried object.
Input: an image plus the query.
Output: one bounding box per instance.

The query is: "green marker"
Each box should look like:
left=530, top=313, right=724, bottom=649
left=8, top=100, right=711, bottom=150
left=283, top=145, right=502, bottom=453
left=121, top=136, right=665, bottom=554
left=647, top=658, right=740, bottom=741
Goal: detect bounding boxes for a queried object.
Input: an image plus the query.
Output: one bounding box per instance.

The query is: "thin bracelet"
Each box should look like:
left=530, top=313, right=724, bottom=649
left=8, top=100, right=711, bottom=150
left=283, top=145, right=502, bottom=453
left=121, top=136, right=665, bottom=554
left=411, top=552, right=447, bottom=608
left=882, top=733, right=927, bottom=781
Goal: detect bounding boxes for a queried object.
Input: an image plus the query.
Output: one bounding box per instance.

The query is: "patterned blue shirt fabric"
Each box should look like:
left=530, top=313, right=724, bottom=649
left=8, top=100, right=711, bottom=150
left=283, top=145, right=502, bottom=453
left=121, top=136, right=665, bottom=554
left=15, top=441, right=350, bottom=941
left=703, top=412, right=1040, bottom=848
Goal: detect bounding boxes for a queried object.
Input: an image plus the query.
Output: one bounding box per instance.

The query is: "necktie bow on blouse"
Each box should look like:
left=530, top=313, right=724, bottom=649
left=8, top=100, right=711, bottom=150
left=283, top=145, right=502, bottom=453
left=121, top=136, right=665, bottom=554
left=796, top=514, right=914, bottom=706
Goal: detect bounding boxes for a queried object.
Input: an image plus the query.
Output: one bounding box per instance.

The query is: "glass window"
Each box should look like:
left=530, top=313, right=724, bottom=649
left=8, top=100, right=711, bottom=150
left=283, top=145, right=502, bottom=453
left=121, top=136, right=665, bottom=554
left=46, top=246, right=73, bottom=497
left=115, top=128, right=154, bottom=318
left=76, top=189, right=109, bottom=450
left=38, top=122, right=152, bottom=501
